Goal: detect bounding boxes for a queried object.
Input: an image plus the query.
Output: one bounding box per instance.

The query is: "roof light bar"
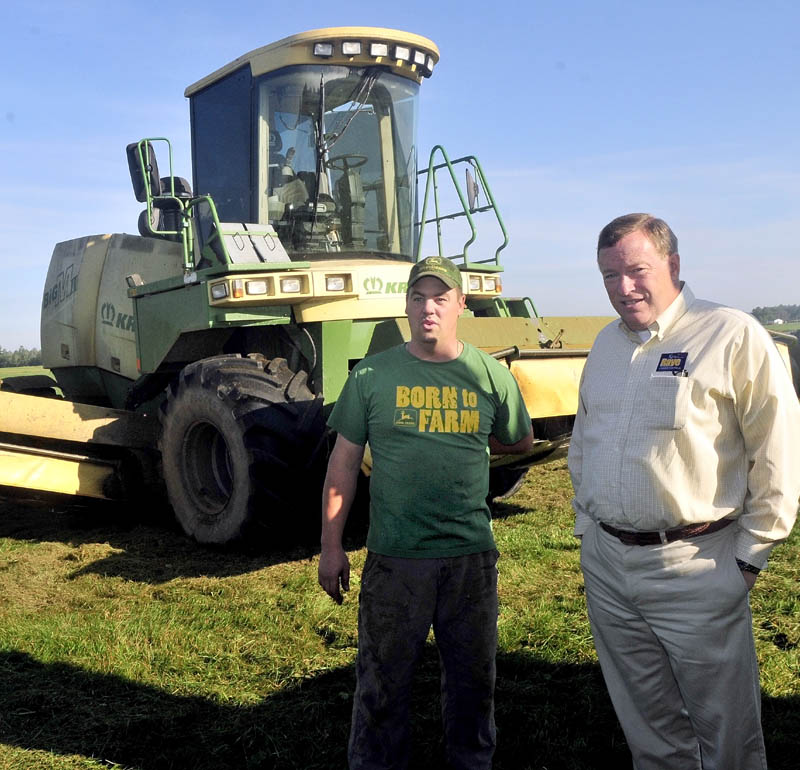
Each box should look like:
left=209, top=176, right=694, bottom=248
left=306, top=34, right=437, bottom=79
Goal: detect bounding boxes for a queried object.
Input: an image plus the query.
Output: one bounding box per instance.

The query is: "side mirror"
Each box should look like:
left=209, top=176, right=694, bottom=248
left=466, top=167, right=480, bottom=212
left=126, top=141, right=161, bottom=203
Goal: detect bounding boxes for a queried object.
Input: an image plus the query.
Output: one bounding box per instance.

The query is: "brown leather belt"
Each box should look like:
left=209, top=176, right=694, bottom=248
left=599, top=517, right=733, bottom=546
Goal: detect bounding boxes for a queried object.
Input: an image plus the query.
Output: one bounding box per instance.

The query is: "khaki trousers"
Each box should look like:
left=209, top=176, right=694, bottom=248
left=580, top=520, right=767, bottom=770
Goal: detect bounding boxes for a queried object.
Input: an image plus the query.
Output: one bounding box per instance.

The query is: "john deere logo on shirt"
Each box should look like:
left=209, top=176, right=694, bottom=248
left=395, top=385, right=480, bottom=433
left=394, top=409, right=417, bottom=427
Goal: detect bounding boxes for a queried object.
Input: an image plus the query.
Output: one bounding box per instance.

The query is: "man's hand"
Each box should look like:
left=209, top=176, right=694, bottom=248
left=319, top=434, right=363, bottom=604
left=319, top=546, right=351, bottom=604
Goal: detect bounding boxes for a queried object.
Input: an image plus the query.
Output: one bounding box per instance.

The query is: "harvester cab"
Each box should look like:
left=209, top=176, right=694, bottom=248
left=4, top=28, right=613, bottom=547
left=129, top=29, right=434, bottom=271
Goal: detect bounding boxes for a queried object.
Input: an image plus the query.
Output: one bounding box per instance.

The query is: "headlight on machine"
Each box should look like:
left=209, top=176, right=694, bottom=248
left=246, top=280, right=269, bottom=296
left=280, top=277, right=303, bottom=293
left=326, top=275, right=347, bottom=292
left=464, top=273, right=502, bottom=295
left=207, top=270, right=315, bottom=306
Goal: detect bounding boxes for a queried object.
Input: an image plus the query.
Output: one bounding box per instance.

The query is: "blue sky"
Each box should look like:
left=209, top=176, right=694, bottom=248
left=1, top=0, right=798, bottom=348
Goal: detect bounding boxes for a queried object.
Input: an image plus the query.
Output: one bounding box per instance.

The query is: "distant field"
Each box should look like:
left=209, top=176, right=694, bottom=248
left=0, top=365, right=50, bottom=379
left=766, top=322, right=800, bottom=333
left=0, top=462, right=797, bottom=769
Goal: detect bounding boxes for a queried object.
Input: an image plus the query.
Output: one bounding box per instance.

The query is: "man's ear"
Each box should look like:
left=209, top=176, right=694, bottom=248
left=669, top=252, right=681, bottom=284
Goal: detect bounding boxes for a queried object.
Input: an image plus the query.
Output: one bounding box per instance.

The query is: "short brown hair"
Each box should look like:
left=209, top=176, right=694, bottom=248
left=597, top=213, right=678, bottom=260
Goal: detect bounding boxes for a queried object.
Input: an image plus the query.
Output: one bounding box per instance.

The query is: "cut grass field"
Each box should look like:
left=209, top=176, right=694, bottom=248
left=0, top=462, right=798, bottom=769
left=0, top=366, right=47, bottom=378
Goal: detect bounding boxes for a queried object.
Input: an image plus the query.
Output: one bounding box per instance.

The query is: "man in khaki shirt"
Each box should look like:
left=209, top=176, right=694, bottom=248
left=569, top=213, right=800, bottom=769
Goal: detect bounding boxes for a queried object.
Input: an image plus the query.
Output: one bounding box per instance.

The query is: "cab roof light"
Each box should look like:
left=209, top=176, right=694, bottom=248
left=413, top=50, right=427, bottom=67
left=394, top=45, right=411, bottom=62
left=342, top=41, right=362, bottom=56
left=370, top=42, right=389, bottom=57
left=426, top=55, right=436, bottom=73
left=211, top=282, right=228, bottom=300
left=232, top=279, right=244, bottom=299
left=313, top=42, right=334, bottom=58
left=469, top=276, right=482, bottom=292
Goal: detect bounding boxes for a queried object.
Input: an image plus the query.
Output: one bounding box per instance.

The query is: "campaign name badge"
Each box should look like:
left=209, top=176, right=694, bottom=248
left=654, top=352, right=688, bottom=377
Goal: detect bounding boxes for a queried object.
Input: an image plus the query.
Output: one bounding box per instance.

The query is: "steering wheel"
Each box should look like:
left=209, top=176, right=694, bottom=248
left=327, top=154, right=368, bottom=171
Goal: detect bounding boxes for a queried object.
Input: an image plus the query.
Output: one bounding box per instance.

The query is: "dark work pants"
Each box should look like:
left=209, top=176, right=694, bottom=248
left=348, top=549, right=499, bottom=770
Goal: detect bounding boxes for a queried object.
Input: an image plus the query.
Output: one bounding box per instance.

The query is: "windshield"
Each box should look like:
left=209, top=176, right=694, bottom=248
left=255, top=65, right=418, bottom=259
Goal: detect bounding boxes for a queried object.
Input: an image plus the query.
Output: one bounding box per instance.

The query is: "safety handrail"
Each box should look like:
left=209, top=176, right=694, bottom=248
left=415, top=145, right=509, bottom=267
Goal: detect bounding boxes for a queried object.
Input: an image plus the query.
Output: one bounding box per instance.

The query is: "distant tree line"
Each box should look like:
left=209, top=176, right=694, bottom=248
left=0, top=346, right=42, bottom=367
left=751, top=304, right=800, bottom=324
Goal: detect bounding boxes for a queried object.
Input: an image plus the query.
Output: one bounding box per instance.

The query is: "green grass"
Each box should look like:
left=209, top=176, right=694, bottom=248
left=765, top=322, right=800, bottom=333
left=0, top=365, right=49, bottom=379
left=0, top=463, right=797, bottom=769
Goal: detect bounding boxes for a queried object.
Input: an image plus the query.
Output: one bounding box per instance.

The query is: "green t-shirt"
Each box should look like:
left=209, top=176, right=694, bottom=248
left=328, top=342, right=531, bottom=558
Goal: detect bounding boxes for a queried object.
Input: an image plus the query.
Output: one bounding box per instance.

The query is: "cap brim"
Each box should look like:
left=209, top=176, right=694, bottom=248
left=408, top=271, right=460, bottom=290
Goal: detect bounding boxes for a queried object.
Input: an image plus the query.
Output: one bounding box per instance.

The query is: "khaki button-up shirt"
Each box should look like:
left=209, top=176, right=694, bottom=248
left=569, top=285, right=800, bottom=567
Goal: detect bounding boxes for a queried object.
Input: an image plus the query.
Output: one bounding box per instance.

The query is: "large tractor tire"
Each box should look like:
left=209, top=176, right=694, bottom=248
left=158, top=354, right=326, bottom=547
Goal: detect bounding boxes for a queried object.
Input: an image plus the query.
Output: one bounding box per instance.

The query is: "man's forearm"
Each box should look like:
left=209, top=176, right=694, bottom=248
left=489, top=426, right=533, bottom=455
left=320, top=435, right=365, bottom=550
left=321, top=469, right=357, bottom=549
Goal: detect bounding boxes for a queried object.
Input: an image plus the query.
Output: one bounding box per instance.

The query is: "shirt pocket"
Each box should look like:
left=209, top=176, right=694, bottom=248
left=643, top=376, right=689, bottom=430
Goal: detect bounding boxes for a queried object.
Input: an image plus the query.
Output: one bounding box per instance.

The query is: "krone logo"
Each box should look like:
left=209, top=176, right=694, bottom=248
left=101, top=302, right=116, bottom=326
left=364, top=276, right=383, bottom=295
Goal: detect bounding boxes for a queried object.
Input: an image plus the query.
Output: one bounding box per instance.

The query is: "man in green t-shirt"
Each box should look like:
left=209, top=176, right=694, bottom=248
left=318, top=256, right=533, bottom=769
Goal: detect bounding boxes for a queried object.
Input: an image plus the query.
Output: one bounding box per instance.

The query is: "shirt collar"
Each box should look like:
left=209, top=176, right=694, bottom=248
left=617, top=282, right=694, bottom=343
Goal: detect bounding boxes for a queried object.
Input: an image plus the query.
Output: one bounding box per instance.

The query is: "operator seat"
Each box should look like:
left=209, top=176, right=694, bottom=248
left=137, top=176, right=193, bottom=241
left=126, top=141, right=193, bottom=242
left=335, top=168, right=366, bottom=249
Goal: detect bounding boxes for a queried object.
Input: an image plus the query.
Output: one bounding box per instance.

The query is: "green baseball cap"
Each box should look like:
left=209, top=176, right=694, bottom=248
left=408, top=256, right=463, bottom=290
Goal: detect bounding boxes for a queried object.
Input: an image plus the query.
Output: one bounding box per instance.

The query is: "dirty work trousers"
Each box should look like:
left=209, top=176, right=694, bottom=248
left=348, top=549, right=499, bottom=770
left=580, top=520, right=767, bottom=770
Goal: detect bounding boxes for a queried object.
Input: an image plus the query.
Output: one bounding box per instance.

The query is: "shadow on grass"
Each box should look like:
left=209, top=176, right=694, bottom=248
left=1, top=648, right=798, bottom=770
left=0, top=470, right=537, bottom=585
left=0, top=489, right=371, bottom=584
